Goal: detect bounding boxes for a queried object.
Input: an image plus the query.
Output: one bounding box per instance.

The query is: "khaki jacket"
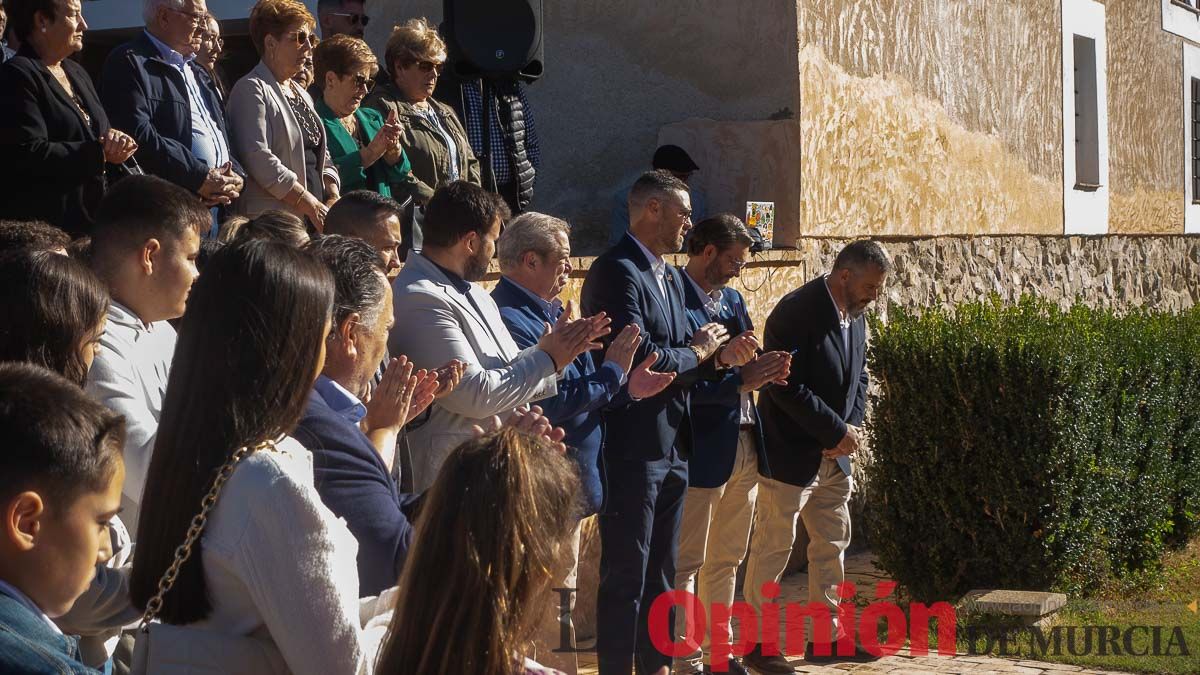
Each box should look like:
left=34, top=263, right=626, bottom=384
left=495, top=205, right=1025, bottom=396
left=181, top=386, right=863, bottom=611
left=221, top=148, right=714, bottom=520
left=362, top=82, right=480, bottom=201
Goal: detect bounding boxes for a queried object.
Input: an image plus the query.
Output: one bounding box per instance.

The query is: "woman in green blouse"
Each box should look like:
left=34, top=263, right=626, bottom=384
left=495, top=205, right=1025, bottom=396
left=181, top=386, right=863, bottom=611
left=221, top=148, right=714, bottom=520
left=312, top=35, right=420, bottom=201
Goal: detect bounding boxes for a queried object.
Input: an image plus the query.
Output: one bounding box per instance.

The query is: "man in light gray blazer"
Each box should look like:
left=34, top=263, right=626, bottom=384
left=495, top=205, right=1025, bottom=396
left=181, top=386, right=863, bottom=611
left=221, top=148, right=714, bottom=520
left=389, top=181, right=609, bottom=491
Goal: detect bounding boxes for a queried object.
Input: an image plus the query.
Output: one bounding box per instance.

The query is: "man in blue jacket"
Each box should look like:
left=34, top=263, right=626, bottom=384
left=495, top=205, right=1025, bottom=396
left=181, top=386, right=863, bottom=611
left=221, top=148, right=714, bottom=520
left=294, top=235, right=440, bottom=597
left=582, top=171, right=736, bottom=675
left=674, top=215, right=791, bottom=674
left=492, top=212, right=675, bottom=674
left=101, top=0, right=242, bottom=222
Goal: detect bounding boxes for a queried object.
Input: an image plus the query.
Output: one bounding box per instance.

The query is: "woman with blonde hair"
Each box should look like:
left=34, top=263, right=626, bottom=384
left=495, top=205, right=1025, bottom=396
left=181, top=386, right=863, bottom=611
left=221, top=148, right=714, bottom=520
left=375, top=424, right=580, bottom=674
left=227, top=0, right=340, bottom=229
left=363, top=18, right=480, bottom=204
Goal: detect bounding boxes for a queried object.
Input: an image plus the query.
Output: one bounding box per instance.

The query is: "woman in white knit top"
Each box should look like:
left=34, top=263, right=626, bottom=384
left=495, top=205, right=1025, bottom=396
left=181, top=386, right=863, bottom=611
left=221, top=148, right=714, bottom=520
left=129, top=239, right=393, bottom=674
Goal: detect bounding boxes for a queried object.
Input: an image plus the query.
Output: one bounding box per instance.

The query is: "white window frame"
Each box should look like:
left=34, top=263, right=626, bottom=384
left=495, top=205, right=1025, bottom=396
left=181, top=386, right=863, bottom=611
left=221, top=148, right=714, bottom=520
left=1186, top=43, right=1200, bottom=233
left=1062, top=0, right=1109, bottom=235
left=1164, top=0, right=1200, bottom=44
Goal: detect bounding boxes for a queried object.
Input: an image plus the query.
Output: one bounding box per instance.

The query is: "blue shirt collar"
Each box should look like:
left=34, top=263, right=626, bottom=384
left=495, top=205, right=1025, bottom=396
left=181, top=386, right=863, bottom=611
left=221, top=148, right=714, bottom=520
left=501, top=276, right=562, bottom=320
left=314, top=375, right=367, bottom=425
left=144, top=30, right=192, bottom=67
left=0, top=579, right=60, bottom=635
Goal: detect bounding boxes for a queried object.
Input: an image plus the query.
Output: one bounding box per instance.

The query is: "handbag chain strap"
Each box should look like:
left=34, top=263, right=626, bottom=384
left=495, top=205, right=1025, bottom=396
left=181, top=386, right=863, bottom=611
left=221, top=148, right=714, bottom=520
left=138, top=439, right=277, bottom=630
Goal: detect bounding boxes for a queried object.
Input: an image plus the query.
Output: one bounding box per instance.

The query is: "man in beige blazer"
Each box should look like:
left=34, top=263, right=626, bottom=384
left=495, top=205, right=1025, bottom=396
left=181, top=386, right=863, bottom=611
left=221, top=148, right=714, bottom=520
left=388, top=181, right=609, bottom=491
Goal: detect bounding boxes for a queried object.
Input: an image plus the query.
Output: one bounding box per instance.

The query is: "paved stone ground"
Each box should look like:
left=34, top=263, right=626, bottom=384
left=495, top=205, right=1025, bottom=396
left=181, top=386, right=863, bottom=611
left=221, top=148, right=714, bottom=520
left=576, top=553, right=1134, bottom=675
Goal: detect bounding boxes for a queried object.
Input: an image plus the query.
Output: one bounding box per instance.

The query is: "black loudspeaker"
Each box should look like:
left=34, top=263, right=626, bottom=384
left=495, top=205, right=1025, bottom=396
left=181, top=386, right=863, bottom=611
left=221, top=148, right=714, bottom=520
left=441, top=0, right=544, bottom=81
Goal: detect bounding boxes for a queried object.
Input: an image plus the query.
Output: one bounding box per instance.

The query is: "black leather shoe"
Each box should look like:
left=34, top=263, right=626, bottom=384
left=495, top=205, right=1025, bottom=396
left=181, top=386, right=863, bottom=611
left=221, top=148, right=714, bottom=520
left=702, top=657, right=752, bottom=674
left=740, top=646, right=796, bottom=674
left=804, top=641, right=878, bottom=663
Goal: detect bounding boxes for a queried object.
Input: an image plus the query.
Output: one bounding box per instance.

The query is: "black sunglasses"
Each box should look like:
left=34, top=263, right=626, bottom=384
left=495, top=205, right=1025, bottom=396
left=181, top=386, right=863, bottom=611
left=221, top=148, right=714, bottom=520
left=330, top=12, right=370, bottom=27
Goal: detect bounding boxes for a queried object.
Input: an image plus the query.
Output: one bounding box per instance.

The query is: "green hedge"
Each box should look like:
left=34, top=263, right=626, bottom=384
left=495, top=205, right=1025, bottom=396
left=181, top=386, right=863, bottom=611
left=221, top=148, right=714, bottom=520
left=865, top=297, right=1200, bottom=602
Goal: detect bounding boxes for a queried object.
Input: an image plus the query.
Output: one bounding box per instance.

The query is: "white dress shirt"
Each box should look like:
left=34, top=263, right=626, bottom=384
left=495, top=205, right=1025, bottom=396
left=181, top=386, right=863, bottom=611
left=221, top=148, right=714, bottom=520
left=85, top=302, right=176, bottom=532
left=631, top=234, right=669, bottom=300
left=683, top=269, right=756, bottom=426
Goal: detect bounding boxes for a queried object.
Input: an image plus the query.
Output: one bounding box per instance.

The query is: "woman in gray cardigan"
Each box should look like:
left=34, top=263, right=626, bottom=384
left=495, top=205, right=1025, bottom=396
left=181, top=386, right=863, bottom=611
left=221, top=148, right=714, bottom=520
left=227, top=0, right=339, bottom=229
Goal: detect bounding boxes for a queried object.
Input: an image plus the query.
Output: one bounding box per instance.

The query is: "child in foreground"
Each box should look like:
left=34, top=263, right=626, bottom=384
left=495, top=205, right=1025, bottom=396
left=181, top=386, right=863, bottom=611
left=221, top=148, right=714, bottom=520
left=0, top=362, right=126, bottom=675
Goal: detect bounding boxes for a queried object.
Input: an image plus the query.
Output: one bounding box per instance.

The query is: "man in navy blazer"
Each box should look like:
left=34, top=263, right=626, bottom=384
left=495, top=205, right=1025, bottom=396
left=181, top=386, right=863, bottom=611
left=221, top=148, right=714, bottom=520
left=294, top=236, right=439, bottom=597
left=741, top=240, right=892, bottom=672
left=101, top=0, right=243, bottom=215
left=493, top=212, right=676, bottom=674
left=673, top=215, right=792, bottom=674
left=581, top=171, right=732, bottom=675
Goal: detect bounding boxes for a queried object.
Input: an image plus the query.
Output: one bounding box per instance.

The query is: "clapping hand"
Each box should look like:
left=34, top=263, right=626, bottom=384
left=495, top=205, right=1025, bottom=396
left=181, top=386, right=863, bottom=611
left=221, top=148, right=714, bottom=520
left=690, top=322, right=730, bottom=361
left=431, top=359, right=465, bottom=399
left=471, top=405, right=568, bottom=455
left=626, top=351, right=676, bottom=400
left=738, top=350, right=792, bottom=393
left=538, top=301, right=611, bottom=370
left=363, top=356, right=417, bottom=433
left=404, top=367, right=440, bottom=425
left=717, top=330, right=759, bottom=368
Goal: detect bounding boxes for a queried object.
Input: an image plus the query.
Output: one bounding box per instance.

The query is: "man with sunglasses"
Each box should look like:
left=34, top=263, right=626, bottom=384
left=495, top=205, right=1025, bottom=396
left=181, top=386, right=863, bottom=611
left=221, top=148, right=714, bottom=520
left=102, top=0, right=244, bottom=234
left=317, top=0, right=369, bottom=39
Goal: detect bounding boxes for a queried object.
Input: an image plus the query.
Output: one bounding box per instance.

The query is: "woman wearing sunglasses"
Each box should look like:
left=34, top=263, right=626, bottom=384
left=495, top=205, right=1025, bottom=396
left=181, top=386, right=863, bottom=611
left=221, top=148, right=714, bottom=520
left=312, top=35, right=422, bottom=201
left=227, top=0, right=340, bottom=230
left=363, top=18, right=480, bottom=206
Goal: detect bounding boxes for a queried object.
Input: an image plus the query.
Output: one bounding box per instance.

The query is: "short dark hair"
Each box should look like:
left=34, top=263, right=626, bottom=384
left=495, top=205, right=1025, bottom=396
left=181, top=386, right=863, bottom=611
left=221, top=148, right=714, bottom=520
left=130, top=239, right=334, bottom=625
left=89, top=176, right=210, bottom=273
left=305, top=235, right=388, bottom=328
left=833, top=240, right=893, bottom=274
left=219, top=210, right=309, bottom=248
left=686, top=214, right=753, bottom=256
left=0, top=362, right=126, bottom=509
left=628, top=170, right=688, bottom=213
left=422, top=181, right=510, bottom=249
left=0, top=251, right=110, bottom=386
left=0, top=220, right=71, bottom=255
left=316, top=0, right=362, bottom=12
left=325, top=190, right=404, bottom=239
left=5, top=0, right=58, bottom=42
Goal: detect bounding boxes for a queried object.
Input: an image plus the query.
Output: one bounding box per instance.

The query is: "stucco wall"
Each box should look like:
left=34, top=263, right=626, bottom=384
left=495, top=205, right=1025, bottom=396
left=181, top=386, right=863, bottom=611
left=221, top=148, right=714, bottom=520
left=1106, top=0, right=1185, bottom=233
left=369, top=0, right=1191, bottom=247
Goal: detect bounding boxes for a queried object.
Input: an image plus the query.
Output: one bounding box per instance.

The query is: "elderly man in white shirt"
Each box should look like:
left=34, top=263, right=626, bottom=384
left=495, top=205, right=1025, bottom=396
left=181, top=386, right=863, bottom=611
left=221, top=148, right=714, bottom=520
left=388, top=181, right=610, bottom=491
left=85, top=176, right=208, bottom=531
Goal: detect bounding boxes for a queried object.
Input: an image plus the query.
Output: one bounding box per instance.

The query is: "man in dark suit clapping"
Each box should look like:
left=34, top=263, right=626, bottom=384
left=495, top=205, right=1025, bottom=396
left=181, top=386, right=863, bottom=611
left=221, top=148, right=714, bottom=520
left=742, top=240, right=892, bottom=674
left=581, top=170, right=731, bottom=675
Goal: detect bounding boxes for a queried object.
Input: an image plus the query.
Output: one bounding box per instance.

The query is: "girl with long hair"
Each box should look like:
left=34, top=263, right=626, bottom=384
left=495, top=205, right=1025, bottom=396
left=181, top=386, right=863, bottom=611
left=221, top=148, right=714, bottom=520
left=129, top=239, right=394, bottom=674
left=376, top=425, right=581, bottom=674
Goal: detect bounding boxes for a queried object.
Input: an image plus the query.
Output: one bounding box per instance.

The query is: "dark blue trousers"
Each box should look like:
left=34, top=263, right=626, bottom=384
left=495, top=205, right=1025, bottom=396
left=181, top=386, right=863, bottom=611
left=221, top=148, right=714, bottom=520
left=596, top=448, right=688, bottom=675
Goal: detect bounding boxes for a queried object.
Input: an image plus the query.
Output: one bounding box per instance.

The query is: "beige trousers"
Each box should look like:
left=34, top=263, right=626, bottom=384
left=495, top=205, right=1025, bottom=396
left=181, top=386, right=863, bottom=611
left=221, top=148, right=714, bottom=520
left=743, top=458, right=853, bottom=646
left=673, top=430, right=760, bottom=665
left=533, top=520, right=583, bottom=674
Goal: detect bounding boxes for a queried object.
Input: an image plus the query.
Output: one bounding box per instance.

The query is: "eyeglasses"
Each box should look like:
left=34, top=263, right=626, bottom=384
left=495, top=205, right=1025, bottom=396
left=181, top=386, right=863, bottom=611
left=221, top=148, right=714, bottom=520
left=329, top=11, right=370, bottom=27
left=410, top=60, right=445, bottom=75
left=349, top=74, right=375, bottom=90
left=167, top=6, right=208, bottom=28
left=283, top=29, right=318, bottom=48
